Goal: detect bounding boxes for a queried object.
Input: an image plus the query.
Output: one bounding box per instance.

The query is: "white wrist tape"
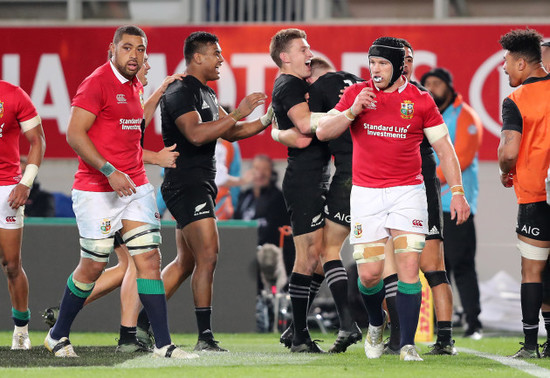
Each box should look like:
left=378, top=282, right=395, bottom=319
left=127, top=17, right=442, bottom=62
left=20, top=164, right=38, bottom=188
left=271, top=128, right=281, bottom=142
left=310, top=112, right=326, bottom=133
left=260, top=104, right=274, bottom=127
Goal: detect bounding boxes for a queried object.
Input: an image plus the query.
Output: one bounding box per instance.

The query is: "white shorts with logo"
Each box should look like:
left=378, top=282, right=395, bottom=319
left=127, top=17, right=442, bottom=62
left=0, top=184, right=24, bottom=229
left=72, top=183, right=160, bottom=239
left=350, top=184, right=428, bottom=245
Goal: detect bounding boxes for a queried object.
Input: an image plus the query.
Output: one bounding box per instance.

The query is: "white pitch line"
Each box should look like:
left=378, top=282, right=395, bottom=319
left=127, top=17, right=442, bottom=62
left=459, top=347, right=550, bottom=378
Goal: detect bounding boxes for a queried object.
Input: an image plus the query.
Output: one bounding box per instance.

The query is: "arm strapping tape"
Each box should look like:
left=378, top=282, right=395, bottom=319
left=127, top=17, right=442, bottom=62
left=424, top=123, right=449, bottom=144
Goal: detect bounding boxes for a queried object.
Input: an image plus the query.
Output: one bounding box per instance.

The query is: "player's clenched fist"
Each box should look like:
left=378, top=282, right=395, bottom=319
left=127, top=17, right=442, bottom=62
left=351, top=87, right=376, bottom=116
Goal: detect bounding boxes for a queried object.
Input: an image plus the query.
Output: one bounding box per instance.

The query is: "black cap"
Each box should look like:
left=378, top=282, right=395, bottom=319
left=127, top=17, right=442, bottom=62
left=420, top=67, right=454, bottom=90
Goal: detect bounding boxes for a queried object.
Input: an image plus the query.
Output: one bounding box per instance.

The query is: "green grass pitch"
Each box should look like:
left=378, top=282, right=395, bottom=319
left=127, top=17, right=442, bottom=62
left=1, top=331, right=550, bottom=377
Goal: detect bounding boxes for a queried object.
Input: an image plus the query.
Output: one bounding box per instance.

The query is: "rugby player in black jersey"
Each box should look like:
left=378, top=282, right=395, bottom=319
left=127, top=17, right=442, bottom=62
left=274, top=57, right=365, bottom=353
left=136, top=31, right=274, bottom=352
left=269, top=28, right=331, bottom=353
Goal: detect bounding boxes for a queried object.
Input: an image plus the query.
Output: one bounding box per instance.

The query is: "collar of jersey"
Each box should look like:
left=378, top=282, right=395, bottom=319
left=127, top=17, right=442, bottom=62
left=109, top=61, right=130, bottom=84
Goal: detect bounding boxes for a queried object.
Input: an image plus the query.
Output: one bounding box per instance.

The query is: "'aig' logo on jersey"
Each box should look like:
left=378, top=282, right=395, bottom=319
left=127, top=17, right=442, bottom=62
left=400, top=100, right=414, bottom=119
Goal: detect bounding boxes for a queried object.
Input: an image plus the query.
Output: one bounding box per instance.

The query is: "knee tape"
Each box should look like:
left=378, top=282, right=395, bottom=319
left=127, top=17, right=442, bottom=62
left=123, top=224, right=162, bottom=256
left=80, top=237, right=114, bottom=263
left=517, top=240, right=550, bottom=261
left=423, top=270, right=450, bottom=288
left=393, top=234, right=425, bottom=254
left=353, top=242, right=385, bottom=264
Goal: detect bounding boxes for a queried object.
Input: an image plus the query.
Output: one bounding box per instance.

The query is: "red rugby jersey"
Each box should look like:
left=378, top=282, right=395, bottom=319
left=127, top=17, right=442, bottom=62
left=0, top=81, right=39, bottom=185
left=335, top=79, right=444, bottom=188
left=72, top=62, right=147, bottom=192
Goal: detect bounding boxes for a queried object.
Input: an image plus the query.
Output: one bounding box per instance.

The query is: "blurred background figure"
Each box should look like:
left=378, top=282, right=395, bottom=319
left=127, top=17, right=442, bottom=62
left=234, top=154, right=295, bottom=332
left=215, top=139, right=245, bottom=220
left=421, top=67, right=484, bottom=339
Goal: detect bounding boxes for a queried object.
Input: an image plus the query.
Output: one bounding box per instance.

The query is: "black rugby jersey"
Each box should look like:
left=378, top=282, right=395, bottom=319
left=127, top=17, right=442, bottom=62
left=308, top=71, right=364, bottom=175
left=410, top=80, right=437, bottom=176
left=272, top=74, right=330, bottom=170
left=161, top=75, right=218, bottom=183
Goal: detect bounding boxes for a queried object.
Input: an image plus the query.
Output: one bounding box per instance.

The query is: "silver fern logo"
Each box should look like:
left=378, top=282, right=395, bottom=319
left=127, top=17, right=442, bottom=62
left=194, top=202, right=209, bottom=216
left=311, top=213, right=323, bottom=227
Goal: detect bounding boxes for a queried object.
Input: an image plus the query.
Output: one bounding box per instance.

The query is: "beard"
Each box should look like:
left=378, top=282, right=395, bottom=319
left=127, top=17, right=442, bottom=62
left=433, top=94, right=447, bottom=107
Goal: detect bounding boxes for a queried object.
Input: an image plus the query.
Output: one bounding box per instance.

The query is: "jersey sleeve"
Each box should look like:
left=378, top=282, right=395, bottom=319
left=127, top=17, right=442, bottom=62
left=279, top=78, right=308, bottom=113
left=333, top=84, right=357, bottom=112
left=72, top=76, right=104, bottom=116
left=501, top=97, right=522, bottom=133
left=14, top=86, right=38, bottom=124
left=163, top=81, right=198, bottom=121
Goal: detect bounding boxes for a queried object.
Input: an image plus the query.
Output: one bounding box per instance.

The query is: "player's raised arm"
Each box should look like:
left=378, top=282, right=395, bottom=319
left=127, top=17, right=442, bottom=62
left=221, top=97, right=275, bottom=142
left=317, top=87, right=375, bottom=141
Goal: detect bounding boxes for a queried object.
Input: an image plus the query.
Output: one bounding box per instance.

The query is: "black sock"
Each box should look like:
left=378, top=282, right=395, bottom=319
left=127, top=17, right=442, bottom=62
left=521, top=283, right=542, bottom=348
left=119, top=325, right=137, bottom=344
left=436, top=321, right=452, bottom=344
left=396, top=281, right=422, bottom=347
left=51, top=284, right=88, bottom=340
left=195, top=307, right=213, bottom=340
left=542, top=311, right=550, bottom=341
left=289, top=272, right=312, bottom=343
left=137, top=308, right=150, bottom=331
left=309, top=273, right=324, bottom=310
left=324, top=260, right=353, bottom=330
left=384, top=273, right=400, bottom=349
left=358, top=279, right=385, bottom=326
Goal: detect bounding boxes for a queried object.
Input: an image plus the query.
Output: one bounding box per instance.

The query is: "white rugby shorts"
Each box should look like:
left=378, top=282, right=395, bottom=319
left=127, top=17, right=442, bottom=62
left=350, top=184, right=428, bottom=244
left=0, top=184, right=24, bottom=229
left=72, top=183, right=160, bottom=239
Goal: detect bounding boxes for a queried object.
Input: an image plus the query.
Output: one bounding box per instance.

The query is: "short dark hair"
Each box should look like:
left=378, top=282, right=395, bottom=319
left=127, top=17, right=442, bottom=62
left=309, top=57, right=334, bottom=71
left=184, top=31, right=219, bottom=65
left=113, top=25, right=147, bottom=46
left=269, top=28, right=307, bottom=68
left=499, top=28, right=543, bottom=64
left=397, top=38, right=413, bottom=54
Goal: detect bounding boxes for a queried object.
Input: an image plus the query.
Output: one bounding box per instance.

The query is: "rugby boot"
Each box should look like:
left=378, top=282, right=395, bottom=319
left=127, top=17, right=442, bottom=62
left=364, top=311, right=387, bottom=359
left=382, top=339, right=400, bottom=355
left=154, top=344, right=199, bottom=359
left=328, top=322, right=362, bottom=353
left=425, top=340, right=458, bottom=356
left=280, top=325, right=293, bottom=349
left=290, top=338, right=325, bottom=353
left=400, top=344, right=423, bottom=361
left=42, top=306, right=59, bottom=328
left=509, top=343, right=540, bottom=358
left=44, top=329, right=78, bottom=357
left=136, top=326, right=155, bottom=349
left=115, top=339, right=152, bottom=353
left=542, top=341, right=550, bottom=358
left=194, top=338, right=228, bottom=352
left=11, top=325, right=31, bottom=350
